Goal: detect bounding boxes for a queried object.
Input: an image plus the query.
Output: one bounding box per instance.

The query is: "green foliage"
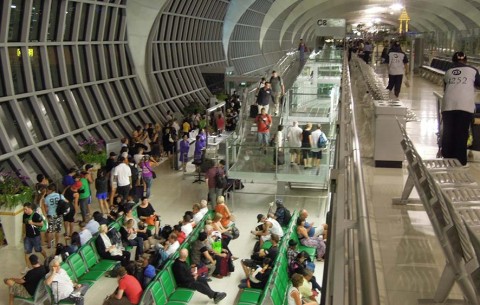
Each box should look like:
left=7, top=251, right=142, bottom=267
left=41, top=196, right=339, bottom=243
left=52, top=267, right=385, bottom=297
left=183, top=101, right=206, bottom=117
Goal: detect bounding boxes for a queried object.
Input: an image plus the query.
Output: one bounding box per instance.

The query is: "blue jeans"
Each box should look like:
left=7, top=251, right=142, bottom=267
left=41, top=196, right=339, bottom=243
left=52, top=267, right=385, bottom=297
left=257, top=132, right=270, bottom=146
left=144, top=177, right=153, bottom=198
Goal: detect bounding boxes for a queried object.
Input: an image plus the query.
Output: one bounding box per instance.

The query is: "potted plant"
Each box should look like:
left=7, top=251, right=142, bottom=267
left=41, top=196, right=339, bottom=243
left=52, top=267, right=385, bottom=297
left=77, top=137, right=107, bottom=167
left=0, top=170, right=34, bottom=247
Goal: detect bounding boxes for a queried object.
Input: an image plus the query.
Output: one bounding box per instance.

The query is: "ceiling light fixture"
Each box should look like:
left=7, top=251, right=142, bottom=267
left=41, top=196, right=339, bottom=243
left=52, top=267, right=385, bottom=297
left=390, top=3, right=403, bottom=11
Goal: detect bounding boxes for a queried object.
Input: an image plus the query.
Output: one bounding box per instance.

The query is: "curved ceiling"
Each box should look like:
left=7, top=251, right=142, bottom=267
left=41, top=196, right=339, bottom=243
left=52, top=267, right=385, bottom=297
left=252, top=0, right=479, bottom=48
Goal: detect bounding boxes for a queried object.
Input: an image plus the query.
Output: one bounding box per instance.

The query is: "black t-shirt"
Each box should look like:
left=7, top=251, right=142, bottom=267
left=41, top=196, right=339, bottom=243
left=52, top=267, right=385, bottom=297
left=137, top=204, right=156, bottom=218
left=250, top=268, right=272, bottom=289
left=172, top=259, right=194, bottom=287
left=23, top=212, right=42, bottom=238
left=265, top=245, right=278, bottom=265
left=301, top=130, right=312, bottom=147
left=23, top=265, right=47, bottom=295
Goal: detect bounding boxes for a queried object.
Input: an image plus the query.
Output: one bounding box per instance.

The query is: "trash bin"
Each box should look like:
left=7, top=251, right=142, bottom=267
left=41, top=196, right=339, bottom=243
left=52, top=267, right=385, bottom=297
left=373, top=100, right=407, bottom=168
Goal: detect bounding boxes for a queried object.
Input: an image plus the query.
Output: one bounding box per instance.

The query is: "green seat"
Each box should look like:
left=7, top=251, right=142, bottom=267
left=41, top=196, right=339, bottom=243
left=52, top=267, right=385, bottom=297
left=60, top=262, right=77, bottom=282
left=67, top=253, right=103, bottom=282
left=14, top=281, right=48, bottom=304
left=79, top=244, right=118, bottom=273
left=148, top=281, right=186, bottom=305
left=261, top=240, right=272, bottom=250
left=238, top=288, right=263, bottom=304
left=160, top=267, right=194, bottom=302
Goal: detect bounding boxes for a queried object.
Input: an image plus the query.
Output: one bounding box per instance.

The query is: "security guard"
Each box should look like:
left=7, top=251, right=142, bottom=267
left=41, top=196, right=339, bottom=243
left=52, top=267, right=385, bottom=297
left=386, top=41, right=408, bottom=99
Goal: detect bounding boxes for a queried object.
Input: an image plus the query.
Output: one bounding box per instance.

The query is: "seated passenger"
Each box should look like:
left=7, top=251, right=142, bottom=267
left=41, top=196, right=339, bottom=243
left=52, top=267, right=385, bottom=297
left=44, top=258, right=89, bottom=305
left=172, top=249, right=226, bottom=303
left=96, top=224, right=131, bottom=266
left=238, top=258, right=272, bottom=290
left=4, top=255, right=46, bottom=305
left=103, top=267, right=143, bottom=305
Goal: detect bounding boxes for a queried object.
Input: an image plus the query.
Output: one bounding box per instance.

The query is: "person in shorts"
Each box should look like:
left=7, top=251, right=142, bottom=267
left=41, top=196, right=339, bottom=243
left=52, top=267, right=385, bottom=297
left=42, top=184, right=66, bottom=249
left=4, top=254, right=46, bottom=305
left=22, top=202, right=47, bottom=267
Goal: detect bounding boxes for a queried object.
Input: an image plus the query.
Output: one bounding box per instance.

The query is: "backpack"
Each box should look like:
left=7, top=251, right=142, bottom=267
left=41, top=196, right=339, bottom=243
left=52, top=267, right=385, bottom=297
left=29, top=212, right=48, bottom=233
left=215, top=169, right=227, bottom=189
left=282, top=208, right=292, bottom=227
left=317, top=132, right=327, bottom=149
left=55, top=195, right=70, bottom=216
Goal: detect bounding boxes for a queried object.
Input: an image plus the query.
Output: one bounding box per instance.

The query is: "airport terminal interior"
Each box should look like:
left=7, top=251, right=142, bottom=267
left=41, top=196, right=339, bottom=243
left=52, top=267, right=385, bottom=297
left=2, top=0, right=480, bottom=305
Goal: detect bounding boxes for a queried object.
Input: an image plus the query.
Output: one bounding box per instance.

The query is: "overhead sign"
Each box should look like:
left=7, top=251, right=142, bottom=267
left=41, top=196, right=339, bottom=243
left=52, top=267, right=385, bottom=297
left=316, top=18, right=346, bottom=38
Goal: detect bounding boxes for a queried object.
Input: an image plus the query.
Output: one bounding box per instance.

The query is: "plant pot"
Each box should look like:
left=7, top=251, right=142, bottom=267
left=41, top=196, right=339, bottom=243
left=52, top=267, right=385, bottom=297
left=0, top=203, right=24, bottom=247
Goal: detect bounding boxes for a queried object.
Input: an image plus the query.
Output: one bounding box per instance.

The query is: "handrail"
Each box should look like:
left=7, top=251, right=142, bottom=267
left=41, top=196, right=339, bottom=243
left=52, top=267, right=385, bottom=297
left=326, top=52, right=380, bottom=305
left=347, top=57, right=381, bottom=305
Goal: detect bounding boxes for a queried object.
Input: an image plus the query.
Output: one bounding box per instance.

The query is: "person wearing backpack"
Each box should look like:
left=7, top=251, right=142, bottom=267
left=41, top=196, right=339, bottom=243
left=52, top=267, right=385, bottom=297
left=311, top=124, right=328, bottom=174
left=272, top=199, right=292, bottom=227
left=22, top=202, right=47, bottom=268
left=205, top=160, right=226, bottom=207
left=42, top=184, right=67, bottom=249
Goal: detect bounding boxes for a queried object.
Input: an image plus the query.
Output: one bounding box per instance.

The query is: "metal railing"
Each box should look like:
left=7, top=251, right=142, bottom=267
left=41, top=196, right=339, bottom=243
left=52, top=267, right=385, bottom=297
left=323, top=53, right=380, bottom=305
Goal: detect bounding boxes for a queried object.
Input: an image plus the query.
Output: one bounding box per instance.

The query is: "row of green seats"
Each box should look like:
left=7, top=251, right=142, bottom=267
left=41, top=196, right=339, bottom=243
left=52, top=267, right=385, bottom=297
left=237, top=211, right=300, bottom=305
left=138, top=211, right=214, bottom=305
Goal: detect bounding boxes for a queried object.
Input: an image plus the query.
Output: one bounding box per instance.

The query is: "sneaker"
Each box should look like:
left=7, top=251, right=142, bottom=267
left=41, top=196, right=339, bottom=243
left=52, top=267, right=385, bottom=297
left=213, top=292, right=227, bottom=304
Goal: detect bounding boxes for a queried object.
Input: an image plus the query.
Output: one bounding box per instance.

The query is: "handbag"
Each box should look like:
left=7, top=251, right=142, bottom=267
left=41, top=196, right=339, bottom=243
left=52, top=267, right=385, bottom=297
left=230, top=226, right=240, bottom=239
left=145, top=215, right=157, bottom=226
left=151, top=171, right=157, bottom=179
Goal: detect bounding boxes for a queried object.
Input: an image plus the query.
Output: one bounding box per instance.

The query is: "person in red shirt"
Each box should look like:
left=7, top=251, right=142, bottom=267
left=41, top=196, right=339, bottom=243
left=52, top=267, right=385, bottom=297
left=255, top=108, right=272, bottom=154
left=173, top=224, right=187, bottom=244
left=104, top=267, right=143, bottom=305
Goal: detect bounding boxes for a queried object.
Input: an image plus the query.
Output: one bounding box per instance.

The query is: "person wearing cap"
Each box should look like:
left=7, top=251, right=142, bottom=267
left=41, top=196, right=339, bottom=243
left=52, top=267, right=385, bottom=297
left=251, top=214, right=284, bottom=247
left=4, top=254, right=47, bottom=305
left=442, top=51, right=480, bottom=165
left=63, top=181, right=82, bottom=239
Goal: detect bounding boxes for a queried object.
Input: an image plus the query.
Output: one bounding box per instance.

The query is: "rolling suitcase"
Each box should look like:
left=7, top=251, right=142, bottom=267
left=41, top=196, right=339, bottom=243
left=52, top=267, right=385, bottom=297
left=250, top=105, right=258, bottom=118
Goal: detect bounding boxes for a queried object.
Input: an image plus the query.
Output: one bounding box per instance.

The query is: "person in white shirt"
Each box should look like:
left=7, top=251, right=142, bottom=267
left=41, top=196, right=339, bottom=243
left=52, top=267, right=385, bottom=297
left=113, top=157, right=132, bottom=200
left=181, top=215, right=193, bottom=236
left=287, top=121, right=303, bottom=165
left=251, top=214, right=284, bottom=246
left=199, top=200, right=209, bottom=218
left=154, top=233, right=179, bottom=267
left=44, top=258, right=89, bottom=305
left=84, top=218, right=99, bottom=235
left=310, top=124, right=327, bottom=172
left=78, top=221, right=92, bottom=245
left=192, top=203, right=204, bottom=224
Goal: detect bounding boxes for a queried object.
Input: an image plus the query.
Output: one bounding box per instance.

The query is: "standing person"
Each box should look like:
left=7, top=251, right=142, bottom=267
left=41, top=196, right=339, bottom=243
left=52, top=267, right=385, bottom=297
left=301, top=123, right=313, bottom=168
left=113, top=157, right=132, bottom=201
left=179, top=134, right=190, bottom=173
left=103, top=267, right=143, bottom=305
left=95, top=168, right=109, bottom=214
left=4, top=254, right=46, bottom=305
left=273, top=125, right=284, bottom=166
left=310, top=124, right=327, bottom=172
left=442, top=51, right=480, bottom=165
left=256, top=108, right=272, bottom=154
left=287, top=121, right=303, bottom=165
left=386, top=41, right=409, bottom=99
left=62, top=181, right=81, bottom=239
left=298, top=39, right=308, bottom=62
left=139, top=156, right=155, bottom=198
left=256, top=82, right=274, bottom=115
left=216, top=114, right=225, bottom=134
left=205, top=160, right=226, bottom=207
left=363, top=40, right=373, bottom=64
left=22, top=203, right=47, bottom=267
left=172, top=249, right=227, bottom=304
left=269, top=71, right=285, bottom=116
left=78, top=171, right=91, bottom=222
left=255, top=77, right=266, bottom=96
left=42, top=184, right=66, bottom=249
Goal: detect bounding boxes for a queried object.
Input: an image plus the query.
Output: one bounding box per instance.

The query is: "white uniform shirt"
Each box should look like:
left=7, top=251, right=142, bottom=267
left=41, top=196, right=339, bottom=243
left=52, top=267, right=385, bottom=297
left=79, top=229, right=92, bottom=245
left=443, top=64, right=480, bottom=113
left=388, top=51, right=408, bottom=75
